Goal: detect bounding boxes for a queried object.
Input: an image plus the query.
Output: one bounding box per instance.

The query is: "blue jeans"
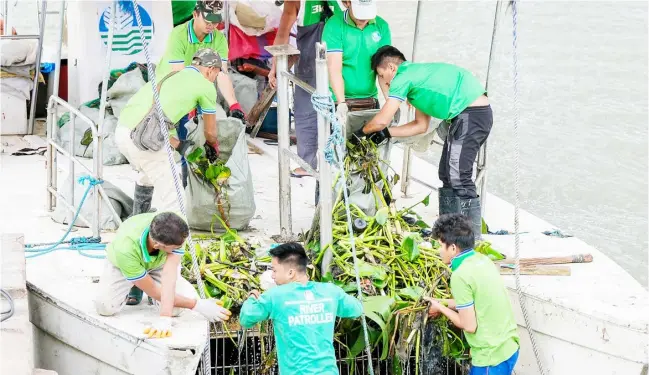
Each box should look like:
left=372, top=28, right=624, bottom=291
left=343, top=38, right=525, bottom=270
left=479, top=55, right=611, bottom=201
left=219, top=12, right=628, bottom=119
left=470, top=350, right=519, bottom=375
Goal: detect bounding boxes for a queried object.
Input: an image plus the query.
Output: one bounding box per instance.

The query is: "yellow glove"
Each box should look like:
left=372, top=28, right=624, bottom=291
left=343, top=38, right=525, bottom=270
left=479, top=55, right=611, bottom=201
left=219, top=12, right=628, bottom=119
left=143, top=316, right=173, bottom=339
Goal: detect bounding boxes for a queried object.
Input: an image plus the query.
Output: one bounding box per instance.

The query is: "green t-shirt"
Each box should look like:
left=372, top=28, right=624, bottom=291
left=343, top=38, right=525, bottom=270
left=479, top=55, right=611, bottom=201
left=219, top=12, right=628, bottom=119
left=298, top=0, right=344, bottom=27
left=240, top=281, right=363, bottom=375
left=171, top=1, right=196, bottom=26
left=156, top=19, right=229, bottom=78
left=105, top=213, right=186, bottom=281
left=388, top=62, right=486, bottom=120
left=450, top=250, right=520, bottom=367
left=322, top=11, right=391, bottom=100
left=118, top=66, right=217, bottom=132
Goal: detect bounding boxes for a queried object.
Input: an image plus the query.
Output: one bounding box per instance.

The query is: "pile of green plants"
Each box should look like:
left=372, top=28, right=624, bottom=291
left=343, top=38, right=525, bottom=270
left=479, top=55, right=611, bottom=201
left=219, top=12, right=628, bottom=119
left=180, top=138, right=504, bottom=374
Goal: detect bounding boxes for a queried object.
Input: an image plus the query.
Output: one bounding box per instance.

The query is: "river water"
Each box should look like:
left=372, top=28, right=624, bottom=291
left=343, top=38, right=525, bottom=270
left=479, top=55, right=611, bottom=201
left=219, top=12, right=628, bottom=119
left=7, top=1, right=647, bottom=286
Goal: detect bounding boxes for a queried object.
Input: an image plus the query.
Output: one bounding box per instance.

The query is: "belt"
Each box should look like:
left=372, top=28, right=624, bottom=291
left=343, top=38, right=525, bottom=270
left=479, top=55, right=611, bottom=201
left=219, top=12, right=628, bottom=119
left=346, top=98, right=379, bottom=112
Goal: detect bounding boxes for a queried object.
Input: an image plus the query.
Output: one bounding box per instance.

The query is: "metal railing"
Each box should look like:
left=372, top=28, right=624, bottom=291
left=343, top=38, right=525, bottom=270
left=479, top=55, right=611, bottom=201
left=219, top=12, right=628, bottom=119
left=265, top=43, right=333, bottom=255
left=44, top=0, right=121, bottom=237
left=1, top=0, right=48, bottom=135
left=45, top=96, right=123, bottom=237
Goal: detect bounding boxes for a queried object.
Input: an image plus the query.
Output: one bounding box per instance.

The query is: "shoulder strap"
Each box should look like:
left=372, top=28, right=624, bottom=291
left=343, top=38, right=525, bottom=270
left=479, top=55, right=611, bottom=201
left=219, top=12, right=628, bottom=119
left=152, top=71, right=180, bottom=104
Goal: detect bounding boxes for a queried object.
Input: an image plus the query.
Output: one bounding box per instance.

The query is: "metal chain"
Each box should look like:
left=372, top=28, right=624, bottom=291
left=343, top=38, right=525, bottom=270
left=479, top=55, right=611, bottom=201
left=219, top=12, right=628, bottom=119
left=131, top=1, right=212, bottom=371
left=511, top=2, right=547, bottom=374
left=312, top=93, right=375, bottom=375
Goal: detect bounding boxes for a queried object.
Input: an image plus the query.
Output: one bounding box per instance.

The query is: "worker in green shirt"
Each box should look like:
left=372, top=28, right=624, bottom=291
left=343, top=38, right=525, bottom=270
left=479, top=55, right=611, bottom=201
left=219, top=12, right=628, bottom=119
left=322, top=0, right=391, bottom=125
left=425, top=213, right=520, bottom=375
left=268, top=0, right=342, bottom=183
left=94, top=212, right=232, bottom=338
left=157, top=0, right=242, bottom=119
left=116, top=48, right=222, bottom=217
left=160, top=1, right=245, bottom=186
left=240, top=242, right=363, bottom=375
left=358, top=46, right=492, bottom=238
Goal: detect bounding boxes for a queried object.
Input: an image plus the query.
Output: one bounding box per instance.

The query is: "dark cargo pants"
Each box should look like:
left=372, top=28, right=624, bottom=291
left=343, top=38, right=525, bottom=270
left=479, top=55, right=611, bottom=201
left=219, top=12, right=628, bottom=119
left=438, top=105, right=493, bottom=198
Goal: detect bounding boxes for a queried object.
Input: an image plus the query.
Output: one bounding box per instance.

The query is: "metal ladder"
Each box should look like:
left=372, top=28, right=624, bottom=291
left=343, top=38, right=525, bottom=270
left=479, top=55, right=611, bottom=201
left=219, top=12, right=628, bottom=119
left=1, top=0, right=62, bottom=135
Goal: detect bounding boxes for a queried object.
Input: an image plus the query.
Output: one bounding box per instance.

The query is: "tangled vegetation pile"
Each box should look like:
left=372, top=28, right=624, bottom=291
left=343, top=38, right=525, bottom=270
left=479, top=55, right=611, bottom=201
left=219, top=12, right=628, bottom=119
left=186, top=146, right=232, bottom=226
left=181, top=138, right=503, bottom=373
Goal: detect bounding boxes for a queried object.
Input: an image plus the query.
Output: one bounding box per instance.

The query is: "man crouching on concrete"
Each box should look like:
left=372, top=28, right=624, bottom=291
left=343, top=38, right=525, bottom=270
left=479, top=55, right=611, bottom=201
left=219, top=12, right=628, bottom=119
left=94, top=212, right=231, bottom=338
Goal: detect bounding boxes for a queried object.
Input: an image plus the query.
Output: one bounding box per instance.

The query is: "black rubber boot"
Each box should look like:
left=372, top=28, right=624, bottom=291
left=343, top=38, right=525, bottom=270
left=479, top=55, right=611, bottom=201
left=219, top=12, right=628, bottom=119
left=438, top=187, right=459, bottom=216
left=460, top=197, right=482, bottom=241
left=181, top=162, right=189, bottom=189
left=132, top=184, right=154, bottom=216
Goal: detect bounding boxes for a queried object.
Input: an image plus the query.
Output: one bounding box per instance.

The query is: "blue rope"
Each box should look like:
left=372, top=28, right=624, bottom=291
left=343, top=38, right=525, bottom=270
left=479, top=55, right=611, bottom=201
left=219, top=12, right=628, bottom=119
left=25, top=175, right=107, bottom=259
left=310, top=92, right=375, bottom=375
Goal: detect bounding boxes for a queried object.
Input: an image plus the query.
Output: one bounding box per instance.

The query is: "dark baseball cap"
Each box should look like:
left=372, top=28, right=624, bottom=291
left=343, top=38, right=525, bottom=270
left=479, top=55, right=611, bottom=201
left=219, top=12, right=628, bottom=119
left=195, top=0, right=224, bottom=23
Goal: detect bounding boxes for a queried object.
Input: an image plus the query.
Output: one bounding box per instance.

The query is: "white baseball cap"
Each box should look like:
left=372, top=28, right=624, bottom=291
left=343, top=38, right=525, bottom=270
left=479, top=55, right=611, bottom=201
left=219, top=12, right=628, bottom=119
left=351, top=0, right=377, bottom=21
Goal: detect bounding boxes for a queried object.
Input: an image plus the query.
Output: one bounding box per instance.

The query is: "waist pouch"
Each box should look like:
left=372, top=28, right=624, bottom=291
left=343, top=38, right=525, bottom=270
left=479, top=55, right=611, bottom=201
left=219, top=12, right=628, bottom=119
left=130, top=71, right=178, bottom=152
left=130, top=108, right=175, bottom=152
left=347, top=98, right=379, bottom=112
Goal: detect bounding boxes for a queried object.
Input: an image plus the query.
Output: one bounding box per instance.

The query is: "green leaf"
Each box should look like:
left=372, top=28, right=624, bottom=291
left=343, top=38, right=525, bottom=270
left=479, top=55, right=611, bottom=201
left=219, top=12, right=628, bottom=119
left=365, top=310, right=391, bottom=360
left=357, top=260, right=388, bottom=282
left=375, top=207, right=389, bottom=226
left=205, top=164, right=224, bottom=181
left=363, top=295, right=394, bottom=322
left=475, top=241, right=505, bottom=261
left=414, top=219, right=429, bottom=229
left=482, top=217, right=489, bottom=234
left=398, top=285, right=425, bottom=301
left=400, top=232, right=422, bottom=262
left=186, top=147, right=204, bottom=163
left=421, top=193, right=431, bottom=206
left=216, top=168, right=231, bottom=185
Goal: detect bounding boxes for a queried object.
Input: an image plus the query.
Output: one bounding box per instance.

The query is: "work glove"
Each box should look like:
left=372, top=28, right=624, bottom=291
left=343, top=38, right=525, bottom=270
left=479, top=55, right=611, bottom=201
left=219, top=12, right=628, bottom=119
left=192, top=298, right=232, bottom=322
left=349, top=128, right=367, bottom=146
left=366, top=128, right=392, bottom=146
left=259, top=270, right=276, bottom=291
left=204, top=141, right=220, bottom=163
left=228, top=103, right=246, bottom=121
left=335, top=102, right=348, bottom=127
left=143, top=316, right=173, bottom=339
left=174, top=139, right=195, bottom=157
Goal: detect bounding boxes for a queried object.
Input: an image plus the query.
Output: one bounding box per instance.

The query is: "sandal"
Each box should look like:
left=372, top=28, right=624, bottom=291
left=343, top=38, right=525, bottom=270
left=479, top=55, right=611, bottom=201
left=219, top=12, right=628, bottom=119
left=125, top=286, right=143, bottom=306
left=291, top=168, right=311, bottom=178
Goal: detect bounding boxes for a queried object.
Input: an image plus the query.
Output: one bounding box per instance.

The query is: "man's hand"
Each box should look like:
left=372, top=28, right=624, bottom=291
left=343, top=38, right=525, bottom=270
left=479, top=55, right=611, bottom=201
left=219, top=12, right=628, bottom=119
left=268, top=65, right=277, bottom=89
left=367, top=128, right=392, bottom=145
left=247, top=289, right=261, bottom=299
left=143, top=316, right=173, bottom=338
left=204, top=141, right=219, bottom=163
left=335, top=102, right=348, bottom=127
left=349, top=128, right=367, bottom=146
left=192, top=299, right=232, bottom=322
left=423, top=297, right=442, bottom=318
left=174, top=139, right=195, bottom=157
left=229, top=103, right=246, bottom=121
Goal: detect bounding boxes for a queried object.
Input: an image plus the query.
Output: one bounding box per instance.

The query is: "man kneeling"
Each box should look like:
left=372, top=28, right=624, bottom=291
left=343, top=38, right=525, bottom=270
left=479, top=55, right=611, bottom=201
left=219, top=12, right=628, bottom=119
left=94, top=212, right=231, bottom=338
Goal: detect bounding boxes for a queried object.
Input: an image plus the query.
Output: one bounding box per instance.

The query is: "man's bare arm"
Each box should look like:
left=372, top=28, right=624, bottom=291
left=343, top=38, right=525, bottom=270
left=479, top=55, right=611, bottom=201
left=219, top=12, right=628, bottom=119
left=363, top=99, right=401, bottom=133
left=202, top=113, right=218, bottom=145
left=327, top=53, right=345, bottom=104
left=269, top=1, right=300, bottom=88
left=216, top=73, right=238, bottom=108
left=387, top=108, right=430, bottom=137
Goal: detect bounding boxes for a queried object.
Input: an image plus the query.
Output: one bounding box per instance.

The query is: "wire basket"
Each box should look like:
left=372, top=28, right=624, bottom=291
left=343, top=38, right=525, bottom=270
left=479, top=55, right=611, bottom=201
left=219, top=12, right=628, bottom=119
left=196, top=322, right=468, bottom=375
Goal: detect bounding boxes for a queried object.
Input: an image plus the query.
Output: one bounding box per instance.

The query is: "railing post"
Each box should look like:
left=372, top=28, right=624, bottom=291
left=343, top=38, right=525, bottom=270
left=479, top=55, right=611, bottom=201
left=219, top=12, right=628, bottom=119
left=93, top=0, right=116, bottom=238
left=315, top=43, right=333, bottom=272
left=46, top=97, right=55, bottom=211
left=265, top=45, right=301, bottom=240
left=67, top=112, right=76, bottom=225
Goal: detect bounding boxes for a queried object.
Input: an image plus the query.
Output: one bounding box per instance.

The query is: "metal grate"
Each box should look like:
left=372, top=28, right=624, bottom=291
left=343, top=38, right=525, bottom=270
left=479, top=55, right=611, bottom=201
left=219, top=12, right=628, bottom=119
left=196, top=324, right=468, bottom=375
